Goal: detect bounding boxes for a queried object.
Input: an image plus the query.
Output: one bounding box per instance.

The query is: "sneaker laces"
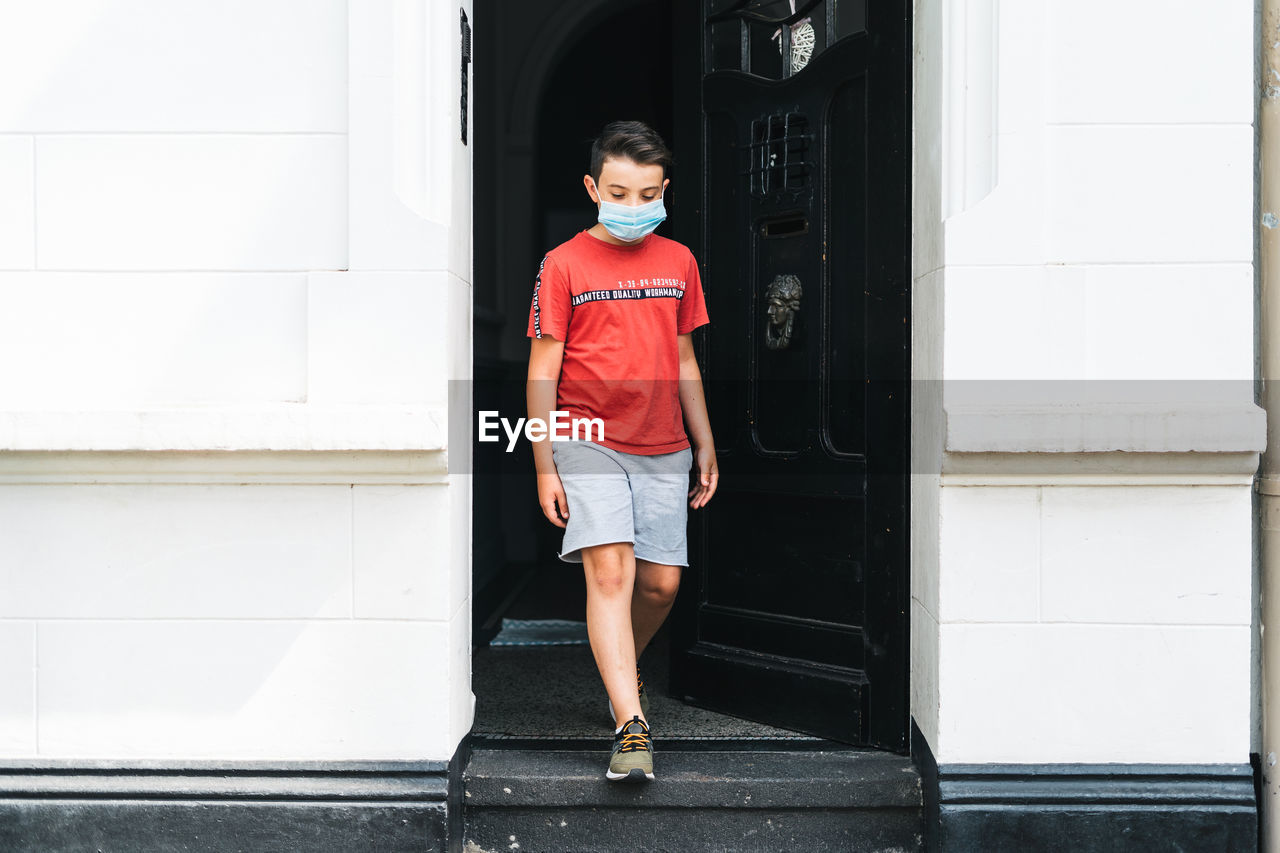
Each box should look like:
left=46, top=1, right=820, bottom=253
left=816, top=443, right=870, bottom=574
left=617, top=717, right=651, bottom=753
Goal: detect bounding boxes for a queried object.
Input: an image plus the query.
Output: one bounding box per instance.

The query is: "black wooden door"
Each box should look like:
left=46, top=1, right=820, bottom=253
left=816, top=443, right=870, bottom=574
left=668, top=0, right=910, bottom=751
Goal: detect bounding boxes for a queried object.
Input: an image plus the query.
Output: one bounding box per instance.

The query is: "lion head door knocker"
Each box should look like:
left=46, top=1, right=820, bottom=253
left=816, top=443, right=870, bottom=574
left=764, top=274, right=803, bottom=350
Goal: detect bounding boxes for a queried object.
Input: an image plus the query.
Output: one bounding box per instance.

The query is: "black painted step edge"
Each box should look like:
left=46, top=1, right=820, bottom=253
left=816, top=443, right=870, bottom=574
left=0, top=746, right=473, bottom=853
left=911, top=720, right=1260, bottom=853
left=464, top=747, right=923, bottom=809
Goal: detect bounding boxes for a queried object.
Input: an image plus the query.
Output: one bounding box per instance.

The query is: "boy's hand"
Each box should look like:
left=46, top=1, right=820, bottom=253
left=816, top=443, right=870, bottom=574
left=537, top=470, right=571, bottom=528
left=688, top=443, right=719, bottom=509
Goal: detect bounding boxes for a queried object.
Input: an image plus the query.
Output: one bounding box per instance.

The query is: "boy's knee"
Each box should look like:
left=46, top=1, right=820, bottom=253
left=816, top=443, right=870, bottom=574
left=582, top=543, right=633, bottom=594
left=587, top=569, right=629, bottom=596
left=638, top=572, right=680, bottom=606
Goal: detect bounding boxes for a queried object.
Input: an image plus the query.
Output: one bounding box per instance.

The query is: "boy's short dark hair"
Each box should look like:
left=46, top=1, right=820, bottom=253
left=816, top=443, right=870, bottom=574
left=589, top=121, right=675, bottom=185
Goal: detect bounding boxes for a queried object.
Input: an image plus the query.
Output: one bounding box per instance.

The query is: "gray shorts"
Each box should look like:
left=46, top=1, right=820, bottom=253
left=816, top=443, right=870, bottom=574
left=550, top=438, right=693, bottom=567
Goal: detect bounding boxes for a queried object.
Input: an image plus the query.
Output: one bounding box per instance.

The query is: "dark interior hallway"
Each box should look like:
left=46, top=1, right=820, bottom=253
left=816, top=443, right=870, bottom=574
left=471, top=565, right=829, bottom=743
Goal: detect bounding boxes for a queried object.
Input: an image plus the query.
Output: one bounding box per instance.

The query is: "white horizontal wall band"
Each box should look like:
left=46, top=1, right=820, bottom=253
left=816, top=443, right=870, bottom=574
left=945, top=403, right=1267, bottom=454
left=0, top=450, right=449, bottom=485
left=941, top=471, right=1257, bottom=487
left=941, top=449, right=1262, bottom=481
left=0, top=405, right=447, bottom=452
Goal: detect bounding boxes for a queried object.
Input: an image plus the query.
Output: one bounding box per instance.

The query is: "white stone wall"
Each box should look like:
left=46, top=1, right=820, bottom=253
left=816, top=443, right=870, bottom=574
left=0, top=0, right=474, bottom=762
left=914, top=0, right=1263, bottom=764
left=0, top=0, right=1258, bottom=772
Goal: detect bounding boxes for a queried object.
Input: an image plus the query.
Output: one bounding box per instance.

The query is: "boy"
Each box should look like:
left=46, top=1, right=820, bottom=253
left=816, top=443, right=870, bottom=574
left=525, top=121, right=718, bottom=782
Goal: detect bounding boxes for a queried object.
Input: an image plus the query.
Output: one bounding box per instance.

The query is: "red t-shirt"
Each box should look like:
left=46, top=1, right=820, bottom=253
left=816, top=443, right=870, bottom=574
left=526, top=228, right=710, bottom=455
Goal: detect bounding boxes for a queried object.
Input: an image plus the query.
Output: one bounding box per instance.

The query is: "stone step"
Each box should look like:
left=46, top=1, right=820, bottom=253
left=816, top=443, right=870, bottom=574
left=462, top=745, right=924, bottom=852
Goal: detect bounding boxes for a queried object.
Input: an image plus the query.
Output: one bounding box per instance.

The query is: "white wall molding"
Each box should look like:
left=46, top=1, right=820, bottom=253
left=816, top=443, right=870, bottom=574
left=940, top=464, right=1260, bottom=487
left=0, top=405, right=446, bottom=453
left=945, top=402, right=1267, bottom=455
left=348, top=0, right=460, bottom=269
left=941, top=0, right=999, bottom=219
left=0, top=450, right=448, bottom=485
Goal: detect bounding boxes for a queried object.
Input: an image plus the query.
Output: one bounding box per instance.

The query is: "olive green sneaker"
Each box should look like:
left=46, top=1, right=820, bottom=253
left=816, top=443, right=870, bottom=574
left=606, top=715, right=654, bottom=782
left=607, top=663, right=650, bottom=724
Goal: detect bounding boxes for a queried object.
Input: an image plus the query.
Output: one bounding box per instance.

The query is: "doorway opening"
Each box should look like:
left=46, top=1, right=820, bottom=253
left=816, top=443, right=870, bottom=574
left=470, top=0, right=822, bottom=746
left=470, top=0, right=910, bottom=752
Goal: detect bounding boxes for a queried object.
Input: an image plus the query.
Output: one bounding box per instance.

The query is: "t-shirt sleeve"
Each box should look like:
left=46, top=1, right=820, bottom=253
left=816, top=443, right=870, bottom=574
left=526, top=253, right=571, bottom=341
left=676, top=250, right=710, bottom=335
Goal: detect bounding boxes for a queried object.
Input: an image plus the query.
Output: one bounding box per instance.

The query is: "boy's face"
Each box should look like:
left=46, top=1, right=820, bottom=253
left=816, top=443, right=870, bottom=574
left=586, top=156, right=669, bottom=206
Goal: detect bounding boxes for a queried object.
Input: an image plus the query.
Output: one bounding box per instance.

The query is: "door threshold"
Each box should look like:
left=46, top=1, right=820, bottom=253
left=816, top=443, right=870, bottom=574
left=466, top=733, right=891, bottom=752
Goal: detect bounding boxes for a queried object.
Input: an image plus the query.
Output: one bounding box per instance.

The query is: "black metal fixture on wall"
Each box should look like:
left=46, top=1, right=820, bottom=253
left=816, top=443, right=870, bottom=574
left=460, top=8, right=471, bottom=144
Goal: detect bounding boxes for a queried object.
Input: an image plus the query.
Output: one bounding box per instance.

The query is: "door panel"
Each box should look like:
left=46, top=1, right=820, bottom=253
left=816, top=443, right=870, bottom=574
left=669, top=0, right=910, bottom=751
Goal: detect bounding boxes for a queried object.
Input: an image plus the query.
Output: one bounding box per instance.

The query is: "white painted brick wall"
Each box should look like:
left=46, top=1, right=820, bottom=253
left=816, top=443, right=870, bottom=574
left=937, top=482, right=1253, bottom=762
left=926, top=0, right=1260, bottom=765
left=0, top=0, right=475, bottom=762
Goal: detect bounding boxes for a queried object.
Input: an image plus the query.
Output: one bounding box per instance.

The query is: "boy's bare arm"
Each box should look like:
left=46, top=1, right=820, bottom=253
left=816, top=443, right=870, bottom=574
left=527, top=336, right=570, bottom=525
left=677, top=333, right=719, bottom=508
left=677, top=334, right=712, bottom=447
left=527, top=336, right=564, bottom=473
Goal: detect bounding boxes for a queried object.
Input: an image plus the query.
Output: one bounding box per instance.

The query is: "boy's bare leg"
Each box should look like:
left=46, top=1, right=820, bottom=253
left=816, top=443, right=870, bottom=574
left=581, top=541, right=645, bottom=726
left=632, top=558, right=681, bottom=661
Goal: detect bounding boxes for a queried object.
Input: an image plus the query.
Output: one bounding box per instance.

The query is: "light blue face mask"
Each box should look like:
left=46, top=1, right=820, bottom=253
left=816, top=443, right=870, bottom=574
left=593, top=179, right=667, bottom=242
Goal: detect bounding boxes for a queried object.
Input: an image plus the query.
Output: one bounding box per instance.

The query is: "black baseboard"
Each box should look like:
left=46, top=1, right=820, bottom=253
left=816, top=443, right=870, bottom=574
left=2, top=727, right=1260, bottom=852
left=911, top=719, right=1259, bottom=852
left=0, top=738, right=473, bottom=853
